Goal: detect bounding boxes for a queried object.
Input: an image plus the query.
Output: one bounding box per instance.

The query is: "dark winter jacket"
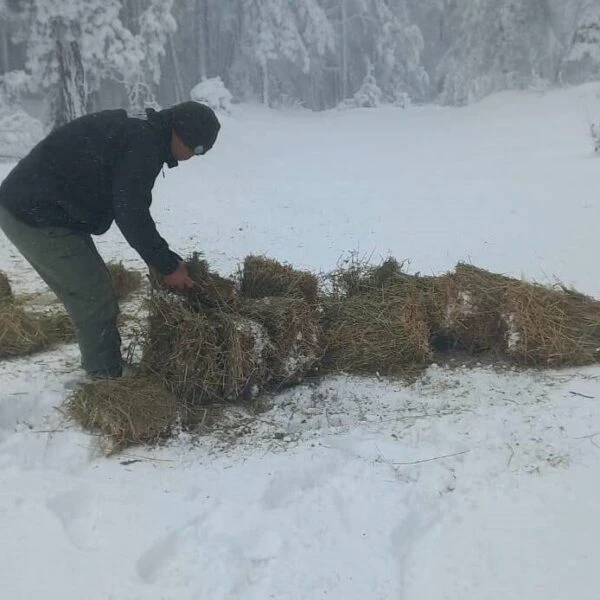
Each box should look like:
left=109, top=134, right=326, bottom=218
left=0, top=108, right=182, bottom=275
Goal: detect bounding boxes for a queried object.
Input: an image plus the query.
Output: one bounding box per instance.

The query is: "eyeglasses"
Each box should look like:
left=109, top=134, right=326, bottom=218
left=193, top=145, right=206, bottom=156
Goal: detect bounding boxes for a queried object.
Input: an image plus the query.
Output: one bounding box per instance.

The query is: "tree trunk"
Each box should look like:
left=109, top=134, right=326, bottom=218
left=341, top=0, right=348, bottom=100
left=168, top=32, right=185, bottom=103
left=0, top=17, right=9, bottom=74
left=195, top=0, right=207, bottom=81
left=204, top=0, right=211, bottom=77
left=122, top=0, right=142, bottom=34
left=262, top=59, right=269, bottom=106
left=52, top=19, right=86, bottom=129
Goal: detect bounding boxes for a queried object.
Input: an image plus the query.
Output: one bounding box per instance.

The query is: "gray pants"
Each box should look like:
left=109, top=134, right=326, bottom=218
left=0, top=205, right=122, bottom=377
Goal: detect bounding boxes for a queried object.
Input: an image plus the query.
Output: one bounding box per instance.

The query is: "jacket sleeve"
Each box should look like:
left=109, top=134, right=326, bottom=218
left=112, top=129, right=181, bottom=276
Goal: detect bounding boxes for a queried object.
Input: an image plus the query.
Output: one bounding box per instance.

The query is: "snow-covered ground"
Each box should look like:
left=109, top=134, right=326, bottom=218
left=3, top=84, right=600, bottom=599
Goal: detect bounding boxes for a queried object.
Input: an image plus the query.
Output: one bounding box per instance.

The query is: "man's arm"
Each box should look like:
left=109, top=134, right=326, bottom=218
left=111, top=130, right=182, bottom=276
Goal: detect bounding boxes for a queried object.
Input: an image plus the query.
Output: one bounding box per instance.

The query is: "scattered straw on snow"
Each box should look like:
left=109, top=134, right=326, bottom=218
left=0, top=303, right=73, bottom=359
left=65, top=375, right=188, bottom=454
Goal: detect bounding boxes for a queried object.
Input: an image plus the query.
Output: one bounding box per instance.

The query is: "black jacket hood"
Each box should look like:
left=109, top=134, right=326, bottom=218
left=146, top=107, right=178, bottom=169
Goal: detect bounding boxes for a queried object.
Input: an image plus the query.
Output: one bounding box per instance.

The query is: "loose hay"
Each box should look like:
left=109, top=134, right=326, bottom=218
left=107, top=262, right=143, bottom=301
left=427, top=263, right=600, bottom=365
left=426, top=263, right=513, bottom=353
left=65, top=375, right=183, bottom=453
left=0, top=303, right=74, bottom=358
left=41, top=312, right=74, bottom=344
left=0, top=271, right=12, bottom=303
left=323, top=279, right=432, bottom=376
left=185, top=253, right=238, bottom=308
left=240, top=297, right=323, bottom=385
left=328, top=256, right=409, bottom=298
left=502, top=282, right=600, bottom=365
left=63, top=253, right=600, bottom=451
left=142, top=295, right=271, bottom=404
left=149, top=253, right=238, bottom=309
left=241, top=255, right=319, bottom=305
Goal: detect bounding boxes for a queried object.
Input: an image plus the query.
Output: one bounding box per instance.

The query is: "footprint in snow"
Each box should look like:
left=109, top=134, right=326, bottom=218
left=136, top=511, right=283, bottom=596
left=261, top=459, right=340, bottom=510
left=46, top=488, right=104, bottom=551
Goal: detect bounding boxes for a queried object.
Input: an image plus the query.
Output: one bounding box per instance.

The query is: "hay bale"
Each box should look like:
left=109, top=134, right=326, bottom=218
left=362, top=258, right=408, bottom=291
left=107, top=262, right=143, bottom=301
left=427, top=263, right=600, bottom=365
left=240, top=297, right=323, bottom=384
left=65, top=375, right=183, bottom=453
left=142, top=295, right=271, bottom=404
left=149, top=253, right=237, bottom=309
left=502, top=282, right=600, bottom=365
left=427, top=263, right=512, bottom=352
left=323, top=280, right=432, bottom=376
left=185, top=253, right=238, bottom=308
left=329, top=256, right=408, bottom=298
left=0, top=304, right=74, bottom=359
left=0, top=271, right=12, bottom=303
left=241, top=255, right=319, bottom=305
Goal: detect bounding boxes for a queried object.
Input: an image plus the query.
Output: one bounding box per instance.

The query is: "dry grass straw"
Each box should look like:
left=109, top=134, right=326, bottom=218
left=142, top=294, right=270, bottom=405
left=328, top=256, right=410, bottom=298
left=241, top=255, right=319, bottom=305
left=426, top=263, right=600, bottom=365
left=65, top=375, right=185, bottom=453
left=323, top=257, right=432, bottom=376
left=502, top=282, right=600, bottom=365
left=240, top=297, right=323, bottom=384
left=425, top=263, right=512, bottom=352
left=107, top=262, right=143, bottom=301
left=0, top=271, right=12, bottom=303
left=185, top=253, right=238, bottom=309
left=0, top=301, right=74, bottom=359
left=0, top=270, right=73, bottom=359
left=65, top=254, right=600, bottom=452
left=142, top=255, right=323, bottom=404
left=149, top=253, right=237, bottom=309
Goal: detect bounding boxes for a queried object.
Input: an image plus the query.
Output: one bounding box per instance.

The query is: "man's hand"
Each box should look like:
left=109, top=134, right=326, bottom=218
left=163, top=263, right=194, bottom=291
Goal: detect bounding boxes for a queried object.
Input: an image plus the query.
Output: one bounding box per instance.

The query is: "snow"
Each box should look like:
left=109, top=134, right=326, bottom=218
left=3, top=83, right=600, bottom=598
left=190, top=77, right=233, bottom=113
left=0, top=109, right=44, bottom=159
left=503, top=312, right=522, bottom=351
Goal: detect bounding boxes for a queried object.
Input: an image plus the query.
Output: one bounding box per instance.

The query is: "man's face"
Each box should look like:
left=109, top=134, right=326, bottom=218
left=170, top=131, right=194, bottom=161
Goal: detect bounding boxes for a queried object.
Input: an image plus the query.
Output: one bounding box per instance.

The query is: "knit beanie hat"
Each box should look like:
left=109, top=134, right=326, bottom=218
left=169, top=101, right=220, bottom=153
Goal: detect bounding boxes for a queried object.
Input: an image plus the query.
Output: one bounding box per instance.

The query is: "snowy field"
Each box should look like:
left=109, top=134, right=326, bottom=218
left=3, top=84, right=600, bottom=599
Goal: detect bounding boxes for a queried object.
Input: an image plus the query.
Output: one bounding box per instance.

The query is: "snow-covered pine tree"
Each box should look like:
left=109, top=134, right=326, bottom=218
left=232, top=0, right=309, bottom=106
left=195, top=0, right=209, bottom=82
left=322, top=0, right=426, bottom=107
left=24, top=0, right=141, bottom=126
left=135, top=0, right=178, bottom=107
left=294, top=0, right=336, bottom=109
left=373, top=0, right=428, bottom=103
left=559, top=1, right=600, bottom=84
left=0, top=0, right=10, bottom=74
left=348, top=58, right=382, bottom=107
left=436, top=0, right=560, bottom=105
left=191, top=76, right=233, bottom=112
left=50, top=18, right=85, bottom=128
left=23, top=0, right=177, bottom=122
left=10, top=0, right=600, bottom=113
left=24, top=0, right=85, bottom=126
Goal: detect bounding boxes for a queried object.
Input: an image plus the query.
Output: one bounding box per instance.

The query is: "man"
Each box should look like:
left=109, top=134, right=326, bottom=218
left=0, top=101, right=220, bottom=379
